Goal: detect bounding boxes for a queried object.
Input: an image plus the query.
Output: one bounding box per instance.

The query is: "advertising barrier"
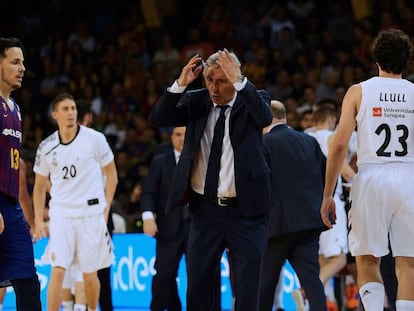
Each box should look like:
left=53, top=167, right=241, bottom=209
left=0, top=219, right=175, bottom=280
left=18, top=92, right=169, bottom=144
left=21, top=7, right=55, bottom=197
left=3, top=233, right=300, bottom=310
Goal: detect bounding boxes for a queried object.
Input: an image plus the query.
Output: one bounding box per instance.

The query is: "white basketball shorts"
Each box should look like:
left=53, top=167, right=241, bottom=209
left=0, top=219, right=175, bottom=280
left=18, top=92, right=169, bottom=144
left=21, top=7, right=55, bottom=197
left=45, top=213, right=114, bottom=273
left=349, top=163, right=414, bottom=257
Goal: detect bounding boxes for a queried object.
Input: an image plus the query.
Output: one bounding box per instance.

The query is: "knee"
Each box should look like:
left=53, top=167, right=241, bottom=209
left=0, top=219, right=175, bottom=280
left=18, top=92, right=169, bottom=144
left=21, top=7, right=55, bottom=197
left=82, top=271, right=98, bottom=285
left=395, top=256, right=414, bottom=281
left=52, top=266, right=66, bottom=279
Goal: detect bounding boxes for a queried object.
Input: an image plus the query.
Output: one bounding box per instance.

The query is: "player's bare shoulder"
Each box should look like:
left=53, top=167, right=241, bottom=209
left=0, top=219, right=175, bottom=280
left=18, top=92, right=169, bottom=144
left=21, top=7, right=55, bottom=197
left=346, top=83, right=362, bottom=100
left=343, top=83, right=362, bottom=113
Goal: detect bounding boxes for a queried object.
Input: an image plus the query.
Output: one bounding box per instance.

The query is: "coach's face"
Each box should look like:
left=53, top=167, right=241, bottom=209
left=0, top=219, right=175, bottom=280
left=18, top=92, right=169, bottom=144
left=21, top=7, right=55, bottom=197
left=52, top=98, right=78, bottom=129
left=204, top=65, right=236, bottom=106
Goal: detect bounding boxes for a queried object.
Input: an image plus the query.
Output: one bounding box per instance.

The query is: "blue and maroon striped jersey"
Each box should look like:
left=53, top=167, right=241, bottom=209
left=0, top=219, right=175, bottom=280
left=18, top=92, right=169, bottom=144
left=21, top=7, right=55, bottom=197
left=0, top=96, right=22, bottom=200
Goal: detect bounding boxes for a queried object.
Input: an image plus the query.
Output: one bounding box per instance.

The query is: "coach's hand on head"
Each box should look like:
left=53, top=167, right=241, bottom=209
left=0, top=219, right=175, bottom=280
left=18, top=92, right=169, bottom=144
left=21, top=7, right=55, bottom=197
left=177, top=54, right=203, bottom=87
left=216, top=48, right=242, bottom=84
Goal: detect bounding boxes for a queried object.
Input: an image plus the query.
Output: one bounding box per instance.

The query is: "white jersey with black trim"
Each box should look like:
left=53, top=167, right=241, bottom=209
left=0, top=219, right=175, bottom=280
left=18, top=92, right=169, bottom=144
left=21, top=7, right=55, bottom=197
left=357, top=77, right=414, bottom=166
left=34, top=125, right=114, bottom=217
left=308, top=129, right=342, bottom=199
left=307, top=129, right=331, bottom=158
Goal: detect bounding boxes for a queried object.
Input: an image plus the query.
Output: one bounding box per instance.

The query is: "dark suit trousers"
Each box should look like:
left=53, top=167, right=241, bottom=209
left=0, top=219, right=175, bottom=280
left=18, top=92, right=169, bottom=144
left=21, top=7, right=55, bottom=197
left=98, top=267, right=113, bottom=311
left=186, top=194, right=268, bottom=311
left=151, top=224, right=189, bottom=311
left=259, top=230, right=327, bottom=311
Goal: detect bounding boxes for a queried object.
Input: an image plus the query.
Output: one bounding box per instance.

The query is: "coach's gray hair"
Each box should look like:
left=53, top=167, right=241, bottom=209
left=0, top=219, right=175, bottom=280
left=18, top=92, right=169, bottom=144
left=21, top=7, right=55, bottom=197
left=203, top=50, right=241, bottom=69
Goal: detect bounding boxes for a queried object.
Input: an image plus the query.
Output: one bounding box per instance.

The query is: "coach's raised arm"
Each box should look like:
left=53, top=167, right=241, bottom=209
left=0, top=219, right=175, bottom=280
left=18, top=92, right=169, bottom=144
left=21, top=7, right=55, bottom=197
left=148, top=48, right=272, bottom=311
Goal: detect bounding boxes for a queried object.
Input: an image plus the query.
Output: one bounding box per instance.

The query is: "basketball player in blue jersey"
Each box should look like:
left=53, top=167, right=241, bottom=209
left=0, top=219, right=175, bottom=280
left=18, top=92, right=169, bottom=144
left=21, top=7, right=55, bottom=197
left=0, top=37, right=42, bottom=310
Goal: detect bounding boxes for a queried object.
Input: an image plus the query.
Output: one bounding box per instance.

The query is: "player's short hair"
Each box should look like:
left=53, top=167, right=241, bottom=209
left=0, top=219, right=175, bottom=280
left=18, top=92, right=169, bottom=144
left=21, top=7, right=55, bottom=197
left=51, top=93, right=74, bottom=111
left=0, top=37, right=24, bottom=58
left=372, top=28, right=413, bottom=74
left=312, top=104, right=337, bottom=124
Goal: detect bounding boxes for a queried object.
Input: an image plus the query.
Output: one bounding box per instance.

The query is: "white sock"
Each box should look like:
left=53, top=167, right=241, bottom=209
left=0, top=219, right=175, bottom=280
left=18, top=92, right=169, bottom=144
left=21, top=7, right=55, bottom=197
left=359, top=282, right=384, bottom=310
left=73, top=303, right=87, bottom=311
left=324, top=279, right=336, bottom=301
left=396, top=300, right=414, bottom=311
left=0, top=303, right=3, bottom=311
left=62, top=300, right=74, bottom=311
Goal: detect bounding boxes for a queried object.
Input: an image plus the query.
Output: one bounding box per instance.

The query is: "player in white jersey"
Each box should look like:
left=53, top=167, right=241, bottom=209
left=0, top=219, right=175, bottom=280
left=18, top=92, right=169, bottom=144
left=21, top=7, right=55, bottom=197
left=306, top=104, right=352, bottom=310
left=33, top=93, right=118, bottom=311
left=320, top=29, right=414, bottom=311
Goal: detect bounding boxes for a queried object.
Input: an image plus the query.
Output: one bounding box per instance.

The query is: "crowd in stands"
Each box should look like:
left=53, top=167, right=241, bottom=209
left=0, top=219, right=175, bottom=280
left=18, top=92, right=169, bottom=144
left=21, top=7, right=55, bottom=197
left=5, top=0, right=414, bottom=232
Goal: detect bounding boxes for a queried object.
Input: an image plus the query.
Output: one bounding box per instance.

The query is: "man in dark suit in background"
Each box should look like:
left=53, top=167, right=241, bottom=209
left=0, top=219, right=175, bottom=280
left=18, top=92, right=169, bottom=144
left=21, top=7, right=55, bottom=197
left=259, top=100, right=328, bottom=311
left=149, top=49, right=273, bottom=311
left=141, top=126, right=190, bottom=311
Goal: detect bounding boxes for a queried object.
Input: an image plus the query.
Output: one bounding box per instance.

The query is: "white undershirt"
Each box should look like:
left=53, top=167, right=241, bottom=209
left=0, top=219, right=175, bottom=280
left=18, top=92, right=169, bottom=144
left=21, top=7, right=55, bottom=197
left=191, top=101, right=237, bottom=198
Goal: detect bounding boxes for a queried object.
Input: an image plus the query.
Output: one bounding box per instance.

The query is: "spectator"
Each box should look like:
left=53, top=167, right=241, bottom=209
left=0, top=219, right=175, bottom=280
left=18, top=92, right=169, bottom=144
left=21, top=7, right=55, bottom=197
left=152, top=34, right=181, bottom=81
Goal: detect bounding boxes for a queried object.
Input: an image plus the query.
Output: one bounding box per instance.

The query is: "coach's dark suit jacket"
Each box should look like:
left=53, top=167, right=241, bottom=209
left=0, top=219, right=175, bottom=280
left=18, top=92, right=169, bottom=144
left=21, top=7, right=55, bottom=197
left=263, top=124, right=327, bottom=237
left=141, top=148, right=184, bottom=240
left=149, top=81, right=273, bottom=217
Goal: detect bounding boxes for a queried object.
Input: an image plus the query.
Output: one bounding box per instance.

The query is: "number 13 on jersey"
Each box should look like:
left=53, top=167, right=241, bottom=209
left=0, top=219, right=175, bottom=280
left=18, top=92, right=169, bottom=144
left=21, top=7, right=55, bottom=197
left=10, top=147, right=19, bottom=170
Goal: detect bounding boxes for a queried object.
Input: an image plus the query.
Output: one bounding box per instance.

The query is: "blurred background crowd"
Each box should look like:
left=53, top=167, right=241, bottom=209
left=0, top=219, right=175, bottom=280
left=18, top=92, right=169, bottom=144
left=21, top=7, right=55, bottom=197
left=4, top=0, right=414, bottom=232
